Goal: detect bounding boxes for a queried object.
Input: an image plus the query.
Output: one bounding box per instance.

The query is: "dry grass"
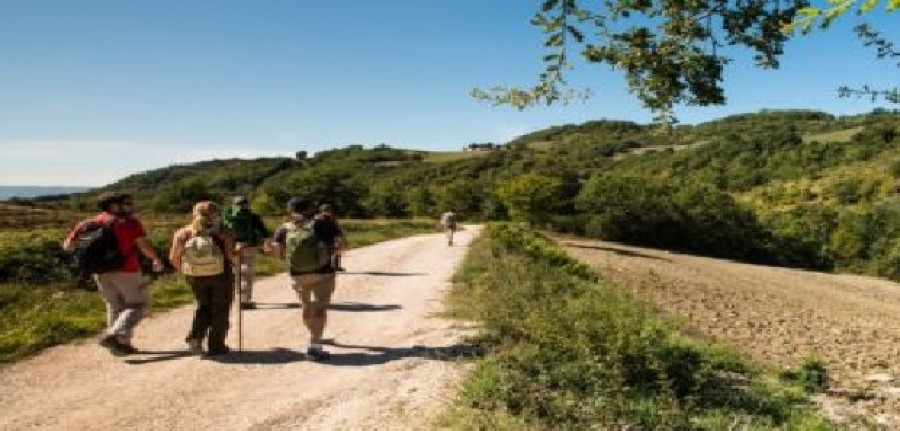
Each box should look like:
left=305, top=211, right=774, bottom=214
left=802, top=127, right=865, bottom=144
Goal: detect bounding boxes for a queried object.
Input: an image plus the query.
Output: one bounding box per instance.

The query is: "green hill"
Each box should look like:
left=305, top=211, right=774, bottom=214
left=41, top=108, right=900, bottom=279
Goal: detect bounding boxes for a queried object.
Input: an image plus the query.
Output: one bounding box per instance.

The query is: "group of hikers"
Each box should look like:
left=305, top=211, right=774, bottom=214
left=62, top=192, right=346, bottom=360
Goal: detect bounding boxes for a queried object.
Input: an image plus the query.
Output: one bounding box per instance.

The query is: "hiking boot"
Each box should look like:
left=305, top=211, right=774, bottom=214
left=99, top=335, right=132, bottom=356
left=186, top=339, right=204, bottom=355
left=239, top=302, right=256, bottom=310
left=306, top=346, right=331, bottom=361
left=117, top=343, right=139, bottom=355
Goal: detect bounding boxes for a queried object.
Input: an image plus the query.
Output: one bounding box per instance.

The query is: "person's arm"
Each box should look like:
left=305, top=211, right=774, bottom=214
left=333, top=220, right=345, bottom=251
left=133, top=219, right=164, bottom=272
left=136, top=237, right=165, bottom=272
left=253, top=214, right=271, bottom=238
left=168, top=230, right=186, bottom=273
left=219, top=230, right=238, bottom=264
left=61, top=222, right=84, bottom=252
left=272, top=226, right=287, bottom=259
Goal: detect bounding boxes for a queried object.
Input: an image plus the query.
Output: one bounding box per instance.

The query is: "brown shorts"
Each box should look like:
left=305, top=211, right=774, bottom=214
left=291, top=273, right=336, bottom=308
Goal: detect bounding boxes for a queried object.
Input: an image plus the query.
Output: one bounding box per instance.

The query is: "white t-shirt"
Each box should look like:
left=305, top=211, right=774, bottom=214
left=441, top=212, right=456, bottom=228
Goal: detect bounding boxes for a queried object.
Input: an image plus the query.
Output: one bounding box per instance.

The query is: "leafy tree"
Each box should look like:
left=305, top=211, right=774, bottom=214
left=433, top=181, right=477, bottom=218
left=496, top=173, right=562, bottom=224
left=788, top=0, right=897, bottom=33
left=405, top=187, right=435, bottom=218
left=474, top=0, right=809, bottom=115
left=838, top=24, right=899, bottom=104
left=363, top=182, right=407, bottom=217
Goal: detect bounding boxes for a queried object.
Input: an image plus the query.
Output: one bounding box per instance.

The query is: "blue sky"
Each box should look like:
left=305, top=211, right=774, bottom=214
left=0, top=1, right=896, bottom=186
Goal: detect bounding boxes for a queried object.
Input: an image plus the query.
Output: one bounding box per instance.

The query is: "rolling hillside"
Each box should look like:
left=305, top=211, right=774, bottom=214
left=32, top=109, right=900, bottom=280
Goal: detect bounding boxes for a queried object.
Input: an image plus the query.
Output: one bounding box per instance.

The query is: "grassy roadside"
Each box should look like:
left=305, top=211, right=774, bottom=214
left=441, top=223, right=830, bottom=430
left=0, top=219, right=438, bottom=364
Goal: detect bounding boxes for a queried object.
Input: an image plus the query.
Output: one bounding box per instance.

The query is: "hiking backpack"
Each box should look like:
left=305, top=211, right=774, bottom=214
left=181, top=230, right=225, bottom=277
left=73, top=219, right=125, bottom=275
left=223, top=207, right=262, bottom=246
left=284, top=222, right=329, bottom=273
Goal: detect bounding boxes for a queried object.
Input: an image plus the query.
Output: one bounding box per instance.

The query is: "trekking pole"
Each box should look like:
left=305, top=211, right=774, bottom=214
left=235, top=250, right=243, bottom=352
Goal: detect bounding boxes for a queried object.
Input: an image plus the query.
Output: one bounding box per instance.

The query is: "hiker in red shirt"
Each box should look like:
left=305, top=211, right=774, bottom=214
left=63, top=192, right=165, bottom=356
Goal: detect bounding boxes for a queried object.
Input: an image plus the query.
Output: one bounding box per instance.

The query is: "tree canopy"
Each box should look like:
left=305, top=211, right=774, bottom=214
left=474, top=0, right=897, bottom=115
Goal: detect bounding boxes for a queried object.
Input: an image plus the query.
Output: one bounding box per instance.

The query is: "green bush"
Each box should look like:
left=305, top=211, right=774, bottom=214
left=446, top=224, right=828, bottom=429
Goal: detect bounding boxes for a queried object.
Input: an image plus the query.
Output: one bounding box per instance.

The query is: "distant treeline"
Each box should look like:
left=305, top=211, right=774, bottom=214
left=41, top=109, right=900, bottom=279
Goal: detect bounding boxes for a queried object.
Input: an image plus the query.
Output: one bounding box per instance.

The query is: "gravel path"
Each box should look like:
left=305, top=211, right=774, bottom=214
left=0, top=226, right=481, bottom=431
left=561, top=237, right=900, bottom=428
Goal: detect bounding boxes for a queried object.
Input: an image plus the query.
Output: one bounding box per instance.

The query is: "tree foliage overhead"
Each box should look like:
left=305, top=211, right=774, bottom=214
left=474, top=0, right=810, bottom=113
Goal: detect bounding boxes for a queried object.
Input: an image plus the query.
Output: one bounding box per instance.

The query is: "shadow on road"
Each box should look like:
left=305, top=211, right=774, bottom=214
left=242, top=302, right=302, bottom=310
left=328, top=302, right=402, bottom=312
left=339, top=271, right=428, bottom=277
left=564, top=242, right=672, bottom=262
left=124, top=342, right=482, bottom=366
left=124, top=350, right=196, bottom=365
left=206, top=348, right=306, bottom=365
left=320, top=340, right=486, bottom=367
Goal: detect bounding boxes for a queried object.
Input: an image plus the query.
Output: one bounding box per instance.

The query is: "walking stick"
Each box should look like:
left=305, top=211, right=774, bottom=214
left=235, top=249, right=243, bottom=352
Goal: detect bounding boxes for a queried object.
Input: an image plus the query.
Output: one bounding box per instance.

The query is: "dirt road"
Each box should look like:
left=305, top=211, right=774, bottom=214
left=0, top=227, right=481, bottom=430
left=561, top=238, right=900, bottom=427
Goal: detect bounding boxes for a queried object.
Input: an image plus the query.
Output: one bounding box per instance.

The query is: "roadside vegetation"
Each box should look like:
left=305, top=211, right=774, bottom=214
left=0, top=217, right=436, bottom=363
left=443, top=223, right=831, bottom=430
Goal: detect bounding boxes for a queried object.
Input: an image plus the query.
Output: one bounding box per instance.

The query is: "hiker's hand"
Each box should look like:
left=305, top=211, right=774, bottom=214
left=151, top=259, right=165, bottom=273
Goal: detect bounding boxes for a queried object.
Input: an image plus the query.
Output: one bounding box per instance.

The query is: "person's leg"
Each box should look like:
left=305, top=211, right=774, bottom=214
left=293, top=274, right=334, bottom=359
left=207, top=273, right=234, bottom=353
left=186, top=278, right=213, bottom=349
left=239, top=247, right=255, bottom=305
left=94, top=273, right=123, bottom=338
left=109, top=272, right=149, bottom=346
left=293, top=275, right=315, bottom=335
left=307, top=274, right=336, bottom=343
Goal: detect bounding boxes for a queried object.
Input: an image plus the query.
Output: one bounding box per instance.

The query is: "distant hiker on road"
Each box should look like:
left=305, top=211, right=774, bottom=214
left=223, top=195, right=270, bottom=310
left=169, top=201, right=236, bottom=356
left=273, top=197, right=336, bottom=361
left=318, top=203, right=345, bottom=272
left=440, top=210, right=457, bottom=246
left=62, top=192, right=165, bottom=356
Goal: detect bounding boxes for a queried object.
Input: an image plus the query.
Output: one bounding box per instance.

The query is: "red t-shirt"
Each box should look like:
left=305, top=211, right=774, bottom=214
left=69, top=213, right=148, bottom=273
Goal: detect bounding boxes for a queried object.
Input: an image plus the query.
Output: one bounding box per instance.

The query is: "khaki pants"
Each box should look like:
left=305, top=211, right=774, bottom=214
left=291, top=273, right=336, bottom=310
left=237, top=247, right=256, bottom=303
left=94, top=272, right=149, bottom=343
left=291, top=273, right=336, bottom=343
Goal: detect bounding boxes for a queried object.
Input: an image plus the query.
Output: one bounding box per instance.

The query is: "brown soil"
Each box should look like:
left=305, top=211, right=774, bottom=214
left=0, top=227, right=481, bottom=430
left=561, top=237, right=900, bottom=428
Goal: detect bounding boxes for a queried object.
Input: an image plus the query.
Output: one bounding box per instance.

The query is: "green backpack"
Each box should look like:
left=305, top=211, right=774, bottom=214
left=223, top=207, right=261, bottom=246
left=284, top=221, right=328, bottom=273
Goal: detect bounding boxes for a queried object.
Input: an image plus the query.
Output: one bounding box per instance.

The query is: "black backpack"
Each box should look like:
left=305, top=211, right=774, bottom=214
left=73, top=219, right=125, bottom=275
